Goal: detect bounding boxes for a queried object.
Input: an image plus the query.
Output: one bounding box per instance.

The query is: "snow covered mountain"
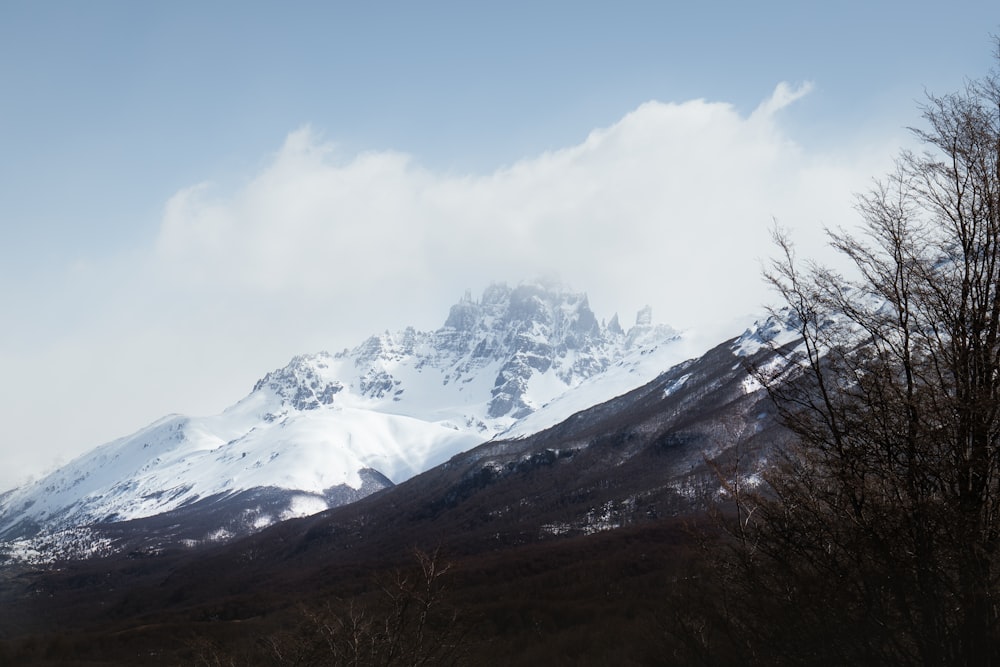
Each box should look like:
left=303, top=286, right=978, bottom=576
left=1, top=310, right=808, bottom=661
left=0, top=281, right=684, bottom=554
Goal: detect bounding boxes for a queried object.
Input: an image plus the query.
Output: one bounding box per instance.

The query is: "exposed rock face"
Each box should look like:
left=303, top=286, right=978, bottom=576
left=298, top=281, right=679, bottom=424
left=253, top=355, right=343, bottom=411
left=0, top=280, right=680, bottom=557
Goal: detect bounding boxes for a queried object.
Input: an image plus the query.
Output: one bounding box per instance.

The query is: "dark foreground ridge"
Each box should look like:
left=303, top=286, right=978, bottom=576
left=0, top=333, right=787, bottom=665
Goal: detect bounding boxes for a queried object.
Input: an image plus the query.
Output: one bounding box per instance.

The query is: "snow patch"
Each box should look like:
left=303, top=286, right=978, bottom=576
left=0, top=526, right=117, bottom=565
left=280, top=495, right=329, bottom=521
left=206, top=527, right=233, bottom=542
left=663, top=373, right=692, bottom=397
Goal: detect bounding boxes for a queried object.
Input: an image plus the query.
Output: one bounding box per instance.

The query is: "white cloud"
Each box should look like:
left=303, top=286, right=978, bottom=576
left=0, top=83, right=901, bottom=490
left=154, top=82, right=891, bottom=337
left=751, top=81, right=815, bottom=119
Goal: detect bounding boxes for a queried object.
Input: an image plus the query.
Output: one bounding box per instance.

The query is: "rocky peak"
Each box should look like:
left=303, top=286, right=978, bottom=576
left=607, top=313, right=624, bottom=336
left=252, top=282, right=678, bottom=423
left=625, top=305, right=676, bottom=350
left=252, top=354, right=343, bottom=411
left=442, top=281, right=601, bottom=340
left=443, top=289, right=479, bottom=331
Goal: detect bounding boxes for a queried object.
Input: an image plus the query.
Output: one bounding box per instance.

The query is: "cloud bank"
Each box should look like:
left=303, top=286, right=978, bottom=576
left=1, top=83, right=899, bottom=490
left=156, top=82, right=881, bottom=338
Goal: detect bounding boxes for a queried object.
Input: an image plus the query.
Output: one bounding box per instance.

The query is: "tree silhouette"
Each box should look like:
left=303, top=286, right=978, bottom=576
left=696, top=45, right=1000, bottom=666
left=192, top=547, right=468, bottom=667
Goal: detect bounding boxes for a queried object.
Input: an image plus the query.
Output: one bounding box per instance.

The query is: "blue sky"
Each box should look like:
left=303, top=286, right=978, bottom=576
left=1, top=1, right=997, bottom=488
left=4, top=2, right=986, bottom=258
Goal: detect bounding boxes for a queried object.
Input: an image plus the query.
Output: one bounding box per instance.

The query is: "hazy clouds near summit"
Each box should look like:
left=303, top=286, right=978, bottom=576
left=0, top=84, right=896, bottom=490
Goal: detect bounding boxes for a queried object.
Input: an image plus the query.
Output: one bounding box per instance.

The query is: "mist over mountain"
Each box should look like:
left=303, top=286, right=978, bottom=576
left=0, top=300, right=798, bottom=665
left=0, top=281, right=685, bottom=557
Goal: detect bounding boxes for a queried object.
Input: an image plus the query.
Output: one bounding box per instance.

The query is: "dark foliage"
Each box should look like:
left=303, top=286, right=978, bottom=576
left=679, top=45, right=1000, bottom=666
left=0, top=323, right=781, bottom=665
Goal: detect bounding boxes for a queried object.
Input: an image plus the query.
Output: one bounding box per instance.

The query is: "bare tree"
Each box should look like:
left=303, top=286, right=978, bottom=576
left=259, top=546, right=467, bottom=667
left=704, top=47, right=1000, bottom=666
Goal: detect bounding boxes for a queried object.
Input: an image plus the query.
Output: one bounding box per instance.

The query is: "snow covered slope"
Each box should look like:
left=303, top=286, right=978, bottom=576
left=0, top=281, right=682, bottom=544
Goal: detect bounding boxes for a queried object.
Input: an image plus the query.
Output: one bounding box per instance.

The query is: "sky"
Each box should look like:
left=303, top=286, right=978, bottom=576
left=1, top=1, right=996, bottom=490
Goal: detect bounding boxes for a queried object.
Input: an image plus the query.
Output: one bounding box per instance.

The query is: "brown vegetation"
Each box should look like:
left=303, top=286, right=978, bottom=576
left=675, top=45, right=1000, bottom=666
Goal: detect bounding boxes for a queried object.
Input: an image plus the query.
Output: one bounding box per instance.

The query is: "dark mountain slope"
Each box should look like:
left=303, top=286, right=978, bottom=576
left=0, top=329, right=792, bottom=665
left=0, top=281, right=679, bottom=551
left=166, top=331, right=783, bottom=579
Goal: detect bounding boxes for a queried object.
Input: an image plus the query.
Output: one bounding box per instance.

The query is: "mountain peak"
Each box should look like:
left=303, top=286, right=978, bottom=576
left=0, top=281, right=687, bottom=553
left=252, top=282, right=677, bottom=424
left=252, top=353, right=343, bottom=411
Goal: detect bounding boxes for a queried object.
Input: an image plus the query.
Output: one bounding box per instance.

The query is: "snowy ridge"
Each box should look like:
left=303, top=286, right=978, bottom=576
left=733, top=310, right=803, bottom=358
left=503, top=336, right=698, bottom=439
left=0, top=281, right=684, bottom=549
left=0, top=396, right=478, bottom=541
